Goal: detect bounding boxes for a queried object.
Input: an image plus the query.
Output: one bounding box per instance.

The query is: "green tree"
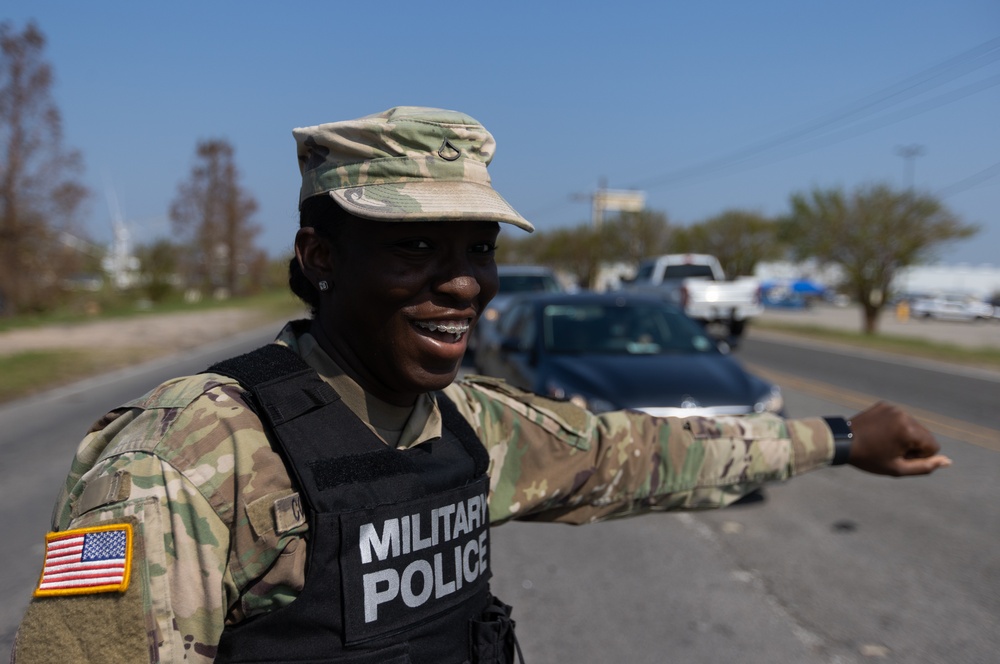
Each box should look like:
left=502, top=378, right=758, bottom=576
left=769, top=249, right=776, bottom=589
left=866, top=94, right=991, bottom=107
left=169, top=139, right=260, bottom=297
left=0, top=21, right=89, bottom=315
left=495, top=227, right=542, bottom=265
left=266, top=252, right=295, bottom=292
left=603, top=209, right=671, bottom=264
left=675, top=210, right=782, bottom=278
left=494, top=210, right=671, bottom=288
left=134, top=239, right=179, bottom=303
left=534, top=223, right=624, bottom=289
left=784, top=183, right=977, bottom=333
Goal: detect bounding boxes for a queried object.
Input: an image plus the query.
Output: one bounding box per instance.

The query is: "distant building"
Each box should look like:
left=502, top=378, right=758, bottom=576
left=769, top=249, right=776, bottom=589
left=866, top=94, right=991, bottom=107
left=100, top=218, right=140, bottom=290
left=755, top=261, right=1000, bottom=300
left=895, top=264, right=1000, bottom=299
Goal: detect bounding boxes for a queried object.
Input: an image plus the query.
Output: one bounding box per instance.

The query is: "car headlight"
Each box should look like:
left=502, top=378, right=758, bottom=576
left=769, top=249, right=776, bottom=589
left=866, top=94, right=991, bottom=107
left=753, top=386, right=784, bottom=414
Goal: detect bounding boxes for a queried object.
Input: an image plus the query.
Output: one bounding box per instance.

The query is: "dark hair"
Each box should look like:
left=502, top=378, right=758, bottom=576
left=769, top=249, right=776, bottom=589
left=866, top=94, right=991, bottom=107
left=288, top=195, right=345, bottom=314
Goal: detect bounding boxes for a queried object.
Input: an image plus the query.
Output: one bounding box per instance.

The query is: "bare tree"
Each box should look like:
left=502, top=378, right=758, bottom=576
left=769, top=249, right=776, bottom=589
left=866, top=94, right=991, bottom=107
left=169, top=139, right=260, bottom=297
left=0, top=21, right=89, bottom=315
left=784, top=183, right=977, bottom=334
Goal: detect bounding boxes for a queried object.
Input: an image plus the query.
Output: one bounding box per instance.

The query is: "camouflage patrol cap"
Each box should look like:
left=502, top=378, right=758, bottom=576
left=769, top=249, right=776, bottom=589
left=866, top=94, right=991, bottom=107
left=293, top=106, right=533, bottom=232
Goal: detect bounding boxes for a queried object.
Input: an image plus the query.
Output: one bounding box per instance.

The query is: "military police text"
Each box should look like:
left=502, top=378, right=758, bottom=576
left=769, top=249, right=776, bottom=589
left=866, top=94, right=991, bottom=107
left=360, top=492, right=490, bottom=623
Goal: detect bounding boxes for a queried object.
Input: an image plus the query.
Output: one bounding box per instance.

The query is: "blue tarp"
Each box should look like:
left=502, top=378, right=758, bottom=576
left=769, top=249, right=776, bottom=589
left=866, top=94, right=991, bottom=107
left=760, top=279, right=827, bottom=308
left=761, top=279, right=826, bottom=295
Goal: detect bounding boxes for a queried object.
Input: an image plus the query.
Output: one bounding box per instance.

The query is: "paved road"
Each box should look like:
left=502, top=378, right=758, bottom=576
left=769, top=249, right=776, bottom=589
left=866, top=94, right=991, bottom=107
left=2, top=314, right=997, bottom=662
left=488, top=332, right=999, bottom=664
left=757, top=302, right=1000, bottom=350
left=743, top=332, right=999, bottom=437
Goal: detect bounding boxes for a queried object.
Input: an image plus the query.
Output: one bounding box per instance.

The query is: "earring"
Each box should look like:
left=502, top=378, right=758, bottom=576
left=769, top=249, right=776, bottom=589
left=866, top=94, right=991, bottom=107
left=317, top=280, right=329, bottom=292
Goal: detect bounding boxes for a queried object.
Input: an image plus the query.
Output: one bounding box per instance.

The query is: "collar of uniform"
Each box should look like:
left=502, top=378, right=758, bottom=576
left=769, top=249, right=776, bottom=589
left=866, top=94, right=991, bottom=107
left=273, top=321, right=443, bottom=449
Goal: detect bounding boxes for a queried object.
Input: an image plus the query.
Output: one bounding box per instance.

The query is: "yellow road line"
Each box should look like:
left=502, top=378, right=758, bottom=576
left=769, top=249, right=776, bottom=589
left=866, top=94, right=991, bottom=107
left=745, top=362, right=1000, bottom=452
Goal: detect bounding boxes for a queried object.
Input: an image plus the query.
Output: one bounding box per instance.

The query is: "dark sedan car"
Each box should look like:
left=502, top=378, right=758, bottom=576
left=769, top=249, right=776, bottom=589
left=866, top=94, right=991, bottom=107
left=473, top=292, right=783, bottom=417
left=466, top=265, right=566, bottom=363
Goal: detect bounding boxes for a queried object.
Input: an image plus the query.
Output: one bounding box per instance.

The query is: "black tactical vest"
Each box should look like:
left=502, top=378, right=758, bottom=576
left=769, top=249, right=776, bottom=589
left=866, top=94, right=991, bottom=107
left=207, top=345, right=518, bottom=664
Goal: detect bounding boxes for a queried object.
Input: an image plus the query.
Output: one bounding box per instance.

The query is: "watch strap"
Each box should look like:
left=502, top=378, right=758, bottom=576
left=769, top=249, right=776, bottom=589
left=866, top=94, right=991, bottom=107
left=823, top=416, right=853, bottom=466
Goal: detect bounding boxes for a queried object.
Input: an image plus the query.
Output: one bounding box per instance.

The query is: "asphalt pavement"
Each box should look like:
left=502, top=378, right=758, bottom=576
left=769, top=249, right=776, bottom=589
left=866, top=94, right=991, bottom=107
left=756, top=302, right=1000, bottom=351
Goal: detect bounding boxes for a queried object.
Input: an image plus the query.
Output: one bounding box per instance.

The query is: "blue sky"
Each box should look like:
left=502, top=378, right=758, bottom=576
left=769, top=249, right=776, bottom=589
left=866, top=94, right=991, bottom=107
left=5, top=2, right=999, bottom=266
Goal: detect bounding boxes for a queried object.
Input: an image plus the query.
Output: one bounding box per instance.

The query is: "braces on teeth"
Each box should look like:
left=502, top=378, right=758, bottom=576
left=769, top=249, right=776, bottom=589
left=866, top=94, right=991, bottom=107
left=417, top=321, right=469, bottom=340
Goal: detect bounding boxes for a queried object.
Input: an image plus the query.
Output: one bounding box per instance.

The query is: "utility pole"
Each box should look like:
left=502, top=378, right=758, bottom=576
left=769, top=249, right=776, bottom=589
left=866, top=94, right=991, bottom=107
left=895, top=144, right=925, bottom=190
left=572, top=178, right=611, bottom=228
left=572, top=177, right=646, bottom=229
left=592, top=177, right=609, bottom=228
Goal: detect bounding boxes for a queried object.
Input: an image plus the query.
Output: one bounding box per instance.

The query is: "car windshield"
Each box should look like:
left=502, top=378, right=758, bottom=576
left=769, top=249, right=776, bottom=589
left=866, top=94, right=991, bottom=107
left=542, top=303, right=716, bottom=355
left=498, top=274, right=561, bottom=294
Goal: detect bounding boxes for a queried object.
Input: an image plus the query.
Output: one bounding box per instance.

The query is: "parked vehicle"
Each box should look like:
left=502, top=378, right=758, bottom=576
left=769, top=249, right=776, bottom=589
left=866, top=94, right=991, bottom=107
left=473, top=292, right=783, bottom=417
left=760, top=279, right=826, bottom=309
left=467, top=265, right=565, bottom=362
left=618, top=254, right=762, bottom=344
left=911, top=293, right=993, bottom=321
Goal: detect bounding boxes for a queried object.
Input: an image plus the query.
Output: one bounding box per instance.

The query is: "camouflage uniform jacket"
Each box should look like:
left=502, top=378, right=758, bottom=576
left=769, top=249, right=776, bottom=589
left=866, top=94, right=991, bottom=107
left=12, top=322, right=835, bottom=663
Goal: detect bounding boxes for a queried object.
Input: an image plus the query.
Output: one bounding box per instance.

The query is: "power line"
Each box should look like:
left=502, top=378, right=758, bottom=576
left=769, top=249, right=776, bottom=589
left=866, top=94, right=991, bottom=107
left=525, top=36, right=1000, bottom=223
left=629, top=36, right=1000, bottom=191
left=703, top=73, right=1000, bottom=179
left=936, top=160, right=1000, bottom=198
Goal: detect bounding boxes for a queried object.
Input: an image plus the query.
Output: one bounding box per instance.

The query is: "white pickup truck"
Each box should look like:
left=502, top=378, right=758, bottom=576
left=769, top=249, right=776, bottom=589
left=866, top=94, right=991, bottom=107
left=619, top=254, right=763, bottom=343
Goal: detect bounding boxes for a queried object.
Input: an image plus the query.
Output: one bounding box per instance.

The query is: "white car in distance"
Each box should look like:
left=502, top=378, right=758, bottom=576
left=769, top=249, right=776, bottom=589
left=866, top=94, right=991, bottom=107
left=911, top=293, right=993, bottom=321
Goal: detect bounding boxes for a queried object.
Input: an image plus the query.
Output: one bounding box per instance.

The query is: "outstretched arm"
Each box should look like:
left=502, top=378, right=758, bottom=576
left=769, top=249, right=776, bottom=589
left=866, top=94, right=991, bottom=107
left=847, top=401, right=952, bottom=476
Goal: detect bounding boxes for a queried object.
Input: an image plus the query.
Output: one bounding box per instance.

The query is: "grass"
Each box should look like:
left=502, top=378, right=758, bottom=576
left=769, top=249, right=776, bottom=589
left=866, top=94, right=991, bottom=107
left=753, top=319, right=1000, bottom=372
left=0, top=289, right=304, bottom=333
left=0, top=289, right=307, bottom=404
left=0, top=348, right=157, bottom=403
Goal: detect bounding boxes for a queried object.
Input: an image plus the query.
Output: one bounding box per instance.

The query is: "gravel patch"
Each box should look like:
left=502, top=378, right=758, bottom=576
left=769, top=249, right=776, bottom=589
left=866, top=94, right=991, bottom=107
left=0, top=309, right=285, bottom=357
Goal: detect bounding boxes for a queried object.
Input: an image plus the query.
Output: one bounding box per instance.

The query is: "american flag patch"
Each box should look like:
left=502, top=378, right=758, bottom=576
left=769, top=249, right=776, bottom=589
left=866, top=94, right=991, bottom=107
left=34, top=524, right=133, bottom=597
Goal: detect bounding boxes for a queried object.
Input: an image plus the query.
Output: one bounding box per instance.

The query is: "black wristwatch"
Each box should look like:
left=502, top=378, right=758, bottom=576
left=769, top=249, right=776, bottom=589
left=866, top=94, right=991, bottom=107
left=823, top=416, right=854, bottom=466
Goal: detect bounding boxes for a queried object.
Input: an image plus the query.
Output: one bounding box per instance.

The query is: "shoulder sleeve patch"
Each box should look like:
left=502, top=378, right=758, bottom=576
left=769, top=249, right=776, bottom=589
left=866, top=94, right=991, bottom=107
left=34, top=523, right=134, bottom=597
left=72, top=471, right=132, bottom=518
left=17, top=518, right=149, bottom=664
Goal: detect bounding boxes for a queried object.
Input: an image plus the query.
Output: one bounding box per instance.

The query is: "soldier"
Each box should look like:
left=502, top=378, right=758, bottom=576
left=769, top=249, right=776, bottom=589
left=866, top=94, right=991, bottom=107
left=10, top=106, right=950, bottom=664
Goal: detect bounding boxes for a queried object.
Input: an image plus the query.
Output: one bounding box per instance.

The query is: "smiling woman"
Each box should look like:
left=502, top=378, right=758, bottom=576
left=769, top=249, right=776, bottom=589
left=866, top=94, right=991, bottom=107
left=11, top=106, right=950, bottom=664
left=293, top=195, right=501, bottom=405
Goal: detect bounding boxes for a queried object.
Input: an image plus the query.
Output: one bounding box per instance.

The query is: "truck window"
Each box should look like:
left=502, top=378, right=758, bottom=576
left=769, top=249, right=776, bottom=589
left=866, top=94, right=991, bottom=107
left=662, top=264, right=716, bottom=280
